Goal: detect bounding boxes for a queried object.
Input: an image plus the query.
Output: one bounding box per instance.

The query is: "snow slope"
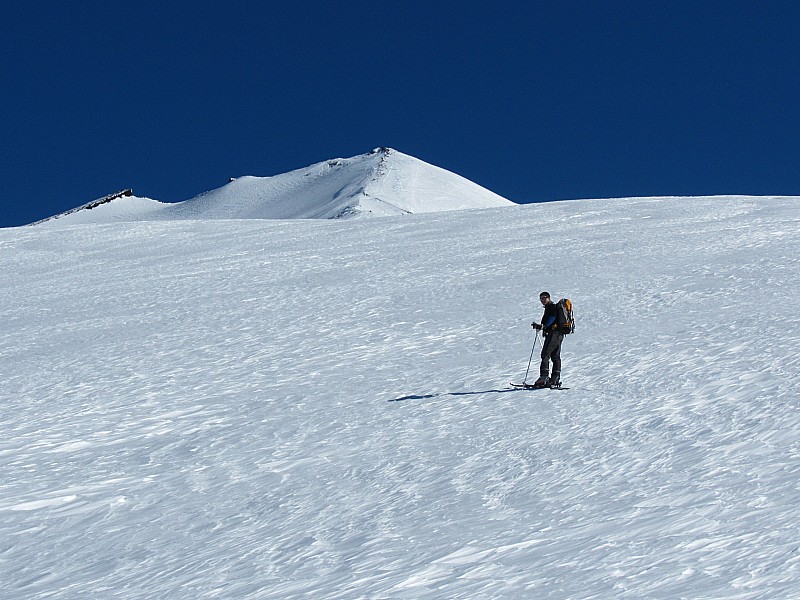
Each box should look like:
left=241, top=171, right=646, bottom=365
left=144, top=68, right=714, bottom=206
left=37, top=148, right=514, bottom=224
left=31, top=190, right=165, bottom=225
left=2, top=195, right=800, bottom=598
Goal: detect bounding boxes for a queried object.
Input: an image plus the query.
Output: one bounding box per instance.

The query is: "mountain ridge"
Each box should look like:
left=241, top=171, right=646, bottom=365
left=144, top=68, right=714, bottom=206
left=35, top=148, right=515, bottom=225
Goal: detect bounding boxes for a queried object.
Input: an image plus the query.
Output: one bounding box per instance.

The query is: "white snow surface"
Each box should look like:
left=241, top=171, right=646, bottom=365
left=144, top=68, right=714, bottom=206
left=2, top=195, right=800, bottom=598
left=39, top=148, right=514, bottom=224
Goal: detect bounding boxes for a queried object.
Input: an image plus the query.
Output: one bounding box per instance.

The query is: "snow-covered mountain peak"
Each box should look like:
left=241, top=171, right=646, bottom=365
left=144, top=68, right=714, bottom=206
left=35, top=148, right=515, bottom=224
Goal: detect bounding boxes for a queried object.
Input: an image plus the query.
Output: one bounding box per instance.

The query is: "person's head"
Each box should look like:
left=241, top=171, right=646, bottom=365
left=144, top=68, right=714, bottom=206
left=539, top=291, right=551, bottom=305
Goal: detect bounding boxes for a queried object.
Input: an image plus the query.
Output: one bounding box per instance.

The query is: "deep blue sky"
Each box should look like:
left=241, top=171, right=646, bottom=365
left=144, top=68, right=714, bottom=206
left=2, top=1, right=799, bottom=227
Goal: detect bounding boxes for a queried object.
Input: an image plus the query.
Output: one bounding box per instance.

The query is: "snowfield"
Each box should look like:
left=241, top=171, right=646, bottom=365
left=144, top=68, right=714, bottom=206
left=2, top=195, right=800, bottom=598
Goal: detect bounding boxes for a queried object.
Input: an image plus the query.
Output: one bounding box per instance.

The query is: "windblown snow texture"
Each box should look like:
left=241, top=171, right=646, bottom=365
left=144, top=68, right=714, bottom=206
left=2, top=194, right=800, bottom=598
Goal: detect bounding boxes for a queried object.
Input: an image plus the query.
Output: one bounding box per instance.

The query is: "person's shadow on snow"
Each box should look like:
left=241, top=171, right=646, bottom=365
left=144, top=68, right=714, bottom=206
left=389, top=388, right=520, bottom=402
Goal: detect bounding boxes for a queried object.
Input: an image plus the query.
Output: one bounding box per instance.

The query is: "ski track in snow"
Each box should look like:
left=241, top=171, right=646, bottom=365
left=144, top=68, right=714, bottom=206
left=1, top=196, right=800, bottom=598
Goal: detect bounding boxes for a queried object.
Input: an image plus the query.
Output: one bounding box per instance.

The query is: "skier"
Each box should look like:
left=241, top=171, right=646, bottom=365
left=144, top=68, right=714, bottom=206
left=531, top=291, right=563, bottom=388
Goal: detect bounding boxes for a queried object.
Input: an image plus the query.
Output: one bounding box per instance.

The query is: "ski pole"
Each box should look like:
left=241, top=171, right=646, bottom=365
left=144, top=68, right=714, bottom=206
left=522, top=330, right=540, bottom=385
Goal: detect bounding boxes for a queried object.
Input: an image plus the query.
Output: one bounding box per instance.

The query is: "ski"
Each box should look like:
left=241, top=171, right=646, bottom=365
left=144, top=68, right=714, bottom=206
left=510, top=382, right=569, bottom=390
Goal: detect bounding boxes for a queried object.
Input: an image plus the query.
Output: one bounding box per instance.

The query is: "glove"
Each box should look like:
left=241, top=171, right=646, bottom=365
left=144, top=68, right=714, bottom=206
left=531, top=322, right=542, bottom=330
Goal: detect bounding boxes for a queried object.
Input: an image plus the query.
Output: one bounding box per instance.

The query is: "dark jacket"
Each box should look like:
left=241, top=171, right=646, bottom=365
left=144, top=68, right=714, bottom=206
left=541, top=302, right=559, bottom=333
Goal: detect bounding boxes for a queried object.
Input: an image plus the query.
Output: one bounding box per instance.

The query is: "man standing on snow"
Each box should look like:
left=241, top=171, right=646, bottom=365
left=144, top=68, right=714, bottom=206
left=531, top=291, right=563, bottom=388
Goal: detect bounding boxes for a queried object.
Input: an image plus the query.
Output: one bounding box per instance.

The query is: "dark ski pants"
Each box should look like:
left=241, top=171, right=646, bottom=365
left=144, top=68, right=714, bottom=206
left=540, top=332, right=564, bottom=381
